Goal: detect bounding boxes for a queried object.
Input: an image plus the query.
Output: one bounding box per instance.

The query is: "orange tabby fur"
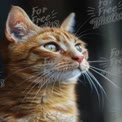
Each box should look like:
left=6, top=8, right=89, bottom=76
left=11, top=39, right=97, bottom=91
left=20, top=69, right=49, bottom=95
left=0, top=6, right=89, bottom=122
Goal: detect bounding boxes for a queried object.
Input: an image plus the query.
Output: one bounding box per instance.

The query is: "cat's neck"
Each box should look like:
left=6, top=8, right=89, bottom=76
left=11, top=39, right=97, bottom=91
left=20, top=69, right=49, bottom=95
left=5, top=68, right=77, bottom=105
left=6, top=74, right=77, bottom=113
left=1, top=64, right=78, bottom=120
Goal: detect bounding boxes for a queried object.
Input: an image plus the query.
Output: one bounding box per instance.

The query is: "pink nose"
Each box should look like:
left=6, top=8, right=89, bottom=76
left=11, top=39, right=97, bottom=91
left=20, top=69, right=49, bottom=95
left=72, top=56, right=84, bottom=63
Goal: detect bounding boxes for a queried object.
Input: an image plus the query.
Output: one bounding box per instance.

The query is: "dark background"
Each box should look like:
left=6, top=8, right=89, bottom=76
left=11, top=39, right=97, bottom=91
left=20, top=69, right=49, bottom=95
left=0, top=0, right=122, bottom=122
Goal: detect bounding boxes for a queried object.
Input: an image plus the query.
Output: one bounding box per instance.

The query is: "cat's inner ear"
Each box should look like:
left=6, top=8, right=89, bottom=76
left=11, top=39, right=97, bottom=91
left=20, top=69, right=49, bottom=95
left=5, top=6, right=40, bottom=43
left=61, top=13, right=75, bottom=33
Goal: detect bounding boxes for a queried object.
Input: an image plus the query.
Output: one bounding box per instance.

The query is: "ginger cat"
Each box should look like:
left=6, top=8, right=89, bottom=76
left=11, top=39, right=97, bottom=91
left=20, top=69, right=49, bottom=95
left=0, top=6, right=89, bottom=122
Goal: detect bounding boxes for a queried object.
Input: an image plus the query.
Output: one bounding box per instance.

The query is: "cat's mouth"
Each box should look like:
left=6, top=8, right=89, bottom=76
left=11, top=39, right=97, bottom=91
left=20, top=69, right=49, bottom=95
left=47, top=60, right=89, bottom=74
left=52, top=62, right=89, bottom=82
left=64, top=63, right=89, bottom=82
left=79, top=61, right=90, bottom=73
left=72, top=59, right=89, bottom=73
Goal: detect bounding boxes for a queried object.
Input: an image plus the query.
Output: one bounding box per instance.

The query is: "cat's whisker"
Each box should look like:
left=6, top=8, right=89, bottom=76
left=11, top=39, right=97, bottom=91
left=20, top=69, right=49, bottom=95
left=4, top=61, right=56, bottom=65
left=45, top=77, right=51, bottom=93
left=86, top=71, right=107, bottom=108
left=16, top=67, right=54, bottom=91
left=22, top=70, right=51, bottom=103
left=50, top=71, right=63, bottom=94
left=87, top=13, right=95, bottom=15
left=99, top=62, right=107, bottom=66
left=57, top=74, right=62, bottom=92
left=82, top=72, right=94, bottom=92
left=21, top=73, right=42, bottom=94
left=90, top=66, right=122, bottom=78
left=21, top=76, right=42, bottom=103
left=12, top=76, right=42, bottom=109
left=99, top=57, right=107, bottom=60
left=16, top=73, right=42, bottom=103
left=75, top=16, right=93, bottom=36
left=51, top=70, right=71, bottom=94
left=28, top=64, right=58, bottom=104
left=90, top=68, right=121, bottom=89
left=55, top=62, right=73, bottom=68
left=4, top=65, right=40, bottom=81
left=31, top=71, right=54, bottom=104
left=78, top=78, right=87, bottom=86
left=76, top=28, right=95, bottom=38
left=56, top=62, right=77, bottom=70
left=87, top=9, right=95, bottom=12
left=88, top=7, right=95, bottom=9
left=82, top=73, right=86, bottom=80
left=4, top=61, right=57, bottom=82
left=79, top=73, right=90, bottom=87
left=91, top=15, right=96, bottom=18
left=33, top=66, right=57, bottom=100
left=30, top=78, right=50, bottom=104
left=51, top=73, right=59, bottom=94
left=80, top=36, right=95, bottom=41
left=20, top=69, right=52, bottom=94
left=12, top=72, right=41, bottom=89
left=80, top=73, right=88, bottom=85
left=118, top=1, right=122, bottom=5
left=45, top=71, right=57, bottom=94
left=88, top=60, right=110, bottom=63
left=89, top=59, right=109, bottom=68
left=46, top=71, right=62, bottom=95
left=84, top=72, right=101, bottom=104
left=87, top=71, right=108, bottom=97
left=78, top=32, right=104, bottom=38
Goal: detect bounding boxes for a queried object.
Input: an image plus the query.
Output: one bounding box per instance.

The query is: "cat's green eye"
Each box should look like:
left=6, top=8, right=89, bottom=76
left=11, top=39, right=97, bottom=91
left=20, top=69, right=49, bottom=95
left=44, top=43, right=59, bottom=52
left=75, top=44, right=82, bottom=52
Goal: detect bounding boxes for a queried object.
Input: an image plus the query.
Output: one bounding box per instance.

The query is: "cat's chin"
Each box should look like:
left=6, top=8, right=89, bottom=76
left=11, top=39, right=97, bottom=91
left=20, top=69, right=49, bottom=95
left=61, top=69, right=82, bottom=83
left=61, top=65, right=89, bottom=83
left=48, top=68, right=88, bottom=84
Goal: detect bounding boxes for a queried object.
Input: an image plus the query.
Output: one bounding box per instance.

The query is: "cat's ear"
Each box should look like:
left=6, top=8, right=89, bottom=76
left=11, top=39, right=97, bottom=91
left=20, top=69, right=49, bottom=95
left=61, top=13, right=75, bottom=33
left=5, top=6, right=40, bottom=43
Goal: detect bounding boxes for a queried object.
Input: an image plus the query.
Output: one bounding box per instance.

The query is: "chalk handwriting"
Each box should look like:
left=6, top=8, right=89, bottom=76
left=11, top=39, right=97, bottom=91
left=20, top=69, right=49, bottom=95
left=88, top=0, right=122, bottom=29
left=31, top=6, right=60, bottom=27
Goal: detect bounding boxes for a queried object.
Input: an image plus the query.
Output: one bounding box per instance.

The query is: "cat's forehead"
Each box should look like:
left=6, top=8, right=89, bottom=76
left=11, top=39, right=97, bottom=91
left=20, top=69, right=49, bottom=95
left=36, top=27, right=84, bottom=45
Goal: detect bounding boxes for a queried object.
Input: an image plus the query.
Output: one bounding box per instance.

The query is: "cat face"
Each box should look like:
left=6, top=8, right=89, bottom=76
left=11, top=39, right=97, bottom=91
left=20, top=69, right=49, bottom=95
left=5, top=6, right=89, bottom=83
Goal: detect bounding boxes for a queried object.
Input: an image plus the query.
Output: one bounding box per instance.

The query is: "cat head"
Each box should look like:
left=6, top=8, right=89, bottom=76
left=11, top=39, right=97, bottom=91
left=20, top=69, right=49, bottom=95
left=5, top=6, right=89, bottom=83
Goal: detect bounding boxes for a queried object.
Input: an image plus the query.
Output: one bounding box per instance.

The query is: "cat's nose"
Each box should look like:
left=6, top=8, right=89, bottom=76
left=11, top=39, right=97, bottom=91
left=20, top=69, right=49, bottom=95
left=72, top=56, right=84, bottom=63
